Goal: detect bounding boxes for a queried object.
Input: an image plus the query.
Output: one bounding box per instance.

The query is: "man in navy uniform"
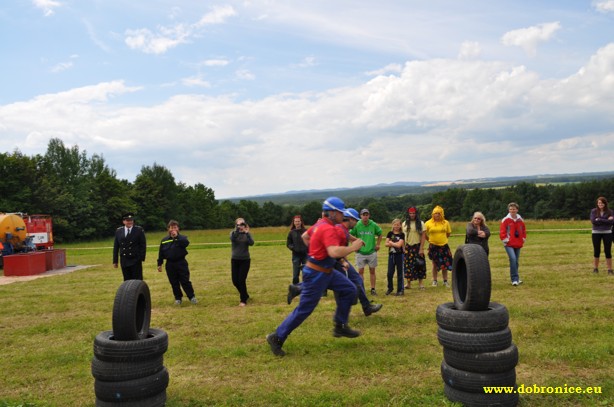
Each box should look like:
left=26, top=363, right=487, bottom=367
left=113, top=212, right=147, bottom=280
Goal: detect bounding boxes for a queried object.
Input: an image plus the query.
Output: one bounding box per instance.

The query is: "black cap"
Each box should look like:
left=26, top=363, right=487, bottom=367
left=122, top=212, right=135, bottom=220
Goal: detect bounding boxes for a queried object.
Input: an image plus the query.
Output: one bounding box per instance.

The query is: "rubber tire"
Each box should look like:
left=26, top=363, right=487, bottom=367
left=452, top=244, right=491, bottom=311
left=443, top=343, right=519, bottom=374
left=437, top=327, right=512, bottom=353
left=444, top=383, right=519, bottom=407
left=436, top=302, right=509, bottom=333
left=94, top=367, right=169, bottom=402
left=96, top=390, right=166, bottom=407
left=441, top=361, right=516, bottom=393
left=93, top=328, right=168, bottom=363
left=91, top=355, right=164, bottom=381
left=112, top=280, right=152, bottom=341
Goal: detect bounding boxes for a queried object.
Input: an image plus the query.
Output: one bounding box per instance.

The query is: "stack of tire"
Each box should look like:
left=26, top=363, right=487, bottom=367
left=92, top=280, right=169, bottom=406
left=437, top=244, right=519, bottom=407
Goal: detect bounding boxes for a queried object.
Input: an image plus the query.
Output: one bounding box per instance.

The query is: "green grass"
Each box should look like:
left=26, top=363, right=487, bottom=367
left=0, top=221, right=612, bottom=406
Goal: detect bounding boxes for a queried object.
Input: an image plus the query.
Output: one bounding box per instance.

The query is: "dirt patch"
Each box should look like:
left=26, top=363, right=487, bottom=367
left=0, top=265, right=97, bottom=285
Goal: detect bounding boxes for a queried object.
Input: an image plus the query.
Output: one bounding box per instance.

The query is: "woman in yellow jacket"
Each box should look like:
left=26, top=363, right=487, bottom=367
left=424, top=205, right=453, bottom=287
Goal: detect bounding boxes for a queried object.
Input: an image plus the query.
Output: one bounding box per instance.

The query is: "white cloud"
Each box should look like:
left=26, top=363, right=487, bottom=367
left=594, top=0, right=614, bottom=13
left=125, top=25, right=190, bottom=55
left=1, top=45, right=613, bottom=198
left=292, top=56, right=317, bottom=68
left=195, top=5, right=236, bottom=26
left=32, top=0, right=61, bottom=17
left=458, top=41, right=481, bottom=60
left=236, top=69, right=255, bottom=80
left=125, top=6, right=236, bottom=54
left=202, top=59, right=230, bottom=67
left=181, top=76, right=211, bottom=88
left=501, top=22, right=561, bottom=56
left=365, top=63, right=402, bottom=76
left=50, top=61, right=73, bottom=73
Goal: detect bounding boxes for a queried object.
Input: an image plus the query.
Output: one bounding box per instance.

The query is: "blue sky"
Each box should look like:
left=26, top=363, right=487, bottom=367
left=1, top=1, right=613, bottom=199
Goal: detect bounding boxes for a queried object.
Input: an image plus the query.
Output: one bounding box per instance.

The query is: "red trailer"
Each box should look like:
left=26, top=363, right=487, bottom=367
left=22, top=214, right=54, bottom=250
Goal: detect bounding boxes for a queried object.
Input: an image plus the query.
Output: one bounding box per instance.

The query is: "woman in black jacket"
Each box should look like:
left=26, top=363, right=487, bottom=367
left=286, top=215, right=308, bottom=284
left=465, top=211, right=491, bottom=256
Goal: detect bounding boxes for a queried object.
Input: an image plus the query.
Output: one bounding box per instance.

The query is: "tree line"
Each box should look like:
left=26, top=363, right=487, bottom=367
left=1, top=139, right=612, bottom=243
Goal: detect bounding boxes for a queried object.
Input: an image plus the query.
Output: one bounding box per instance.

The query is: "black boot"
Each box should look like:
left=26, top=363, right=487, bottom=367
left=364, top=303, right=383, bottom=316
left=266, top=333, right=286, bottom=356
left=333, top=323, right=361, bottom=338
left=287, top=284, right=302, bottom=304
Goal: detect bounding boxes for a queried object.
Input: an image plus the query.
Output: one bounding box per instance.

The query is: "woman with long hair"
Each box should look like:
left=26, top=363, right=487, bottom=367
left=286, top=215, right=308, bottom=284
left=402, top=207, right=427, bottom=289
left=230, top=218, right=254, bottom=306
left=465, top=211, right=491, bottom=256
left=590, top=196, right=614, bottom=274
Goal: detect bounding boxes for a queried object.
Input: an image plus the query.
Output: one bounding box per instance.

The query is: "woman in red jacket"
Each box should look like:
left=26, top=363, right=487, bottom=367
left=499, top=202, right=526, bottom=286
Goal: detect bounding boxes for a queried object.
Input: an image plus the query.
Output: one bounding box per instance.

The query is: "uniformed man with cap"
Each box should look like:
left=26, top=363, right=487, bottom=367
left=112, top=212, right=147, bottom=280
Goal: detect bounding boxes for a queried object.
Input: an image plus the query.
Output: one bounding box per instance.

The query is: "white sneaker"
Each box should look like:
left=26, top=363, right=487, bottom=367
left=443, top=281, right=449, bottom=287
left=511, top=280, right=523, bottom=286
left=190, top=297, right=198, bottom=304
left=174, top=299, right=182, bottom=305
left=432, top=280, right=438, bottom=287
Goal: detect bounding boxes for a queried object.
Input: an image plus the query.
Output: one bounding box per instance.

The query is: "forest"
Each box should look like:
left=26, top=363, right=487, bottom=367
left=1, top=138, right=612, bottom=243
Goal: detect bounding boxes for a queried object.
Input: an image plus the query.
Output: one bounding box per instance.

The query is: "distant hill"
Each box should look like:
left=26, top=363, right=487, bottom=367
left=223, top=171, right=614, bottom=205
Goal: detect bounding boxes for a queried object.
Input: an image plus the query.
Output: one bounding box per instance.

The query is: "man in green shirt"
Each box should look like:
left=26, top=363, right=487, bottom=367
left=350, top=208, right=383, bottom=295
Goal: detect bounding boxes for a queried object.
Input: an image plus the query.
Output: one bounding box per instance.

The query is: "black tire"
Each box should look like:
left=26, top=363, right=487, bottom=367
left=437, top=327, right=512, bottom=353
left=91, top=355, right=164, bottom=381
left=94, top=367, right=169, bottom=402
left=444, top=383, right=519, bottom=407
left=452, top=244, right=491, bottom=311
left=443, top=343, right=519, bottom=374
left=436, top=302, right=509, bottom=333
left=112, top=280, right=152, bottom=341
left=441, top=361, right=516, bottom=393
left=93, top=328, right=168, bottom=363
left=96, top=390, right=166, bottom=407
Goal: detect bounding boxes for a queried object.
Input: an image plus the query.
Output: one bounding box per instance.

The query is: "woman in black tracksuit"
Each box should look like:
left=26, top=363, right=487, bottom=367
left=230, top=218, right=255, bottom=306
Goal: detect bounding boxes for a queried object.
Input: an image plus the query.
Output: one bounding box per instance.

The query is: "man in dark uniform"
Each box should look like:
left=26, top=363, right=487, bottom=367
left=112, top=212, right=147, bottom=280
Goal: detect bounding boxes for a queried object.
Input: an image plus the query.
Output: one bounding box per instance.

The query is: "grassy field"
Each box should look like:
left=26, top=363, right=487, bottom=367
left=0, top=220, right=612, bottom=406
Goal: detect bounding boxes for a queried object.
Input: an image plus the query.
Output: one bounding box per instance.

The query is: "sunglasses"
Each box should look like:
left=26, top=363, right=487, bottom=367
left=237, top=223, right=246, bottom=227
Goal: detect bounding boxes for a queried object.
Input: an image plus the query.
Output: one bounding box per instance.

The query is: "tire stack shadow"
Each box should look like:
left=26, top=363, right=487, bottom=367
left=92, top=280, right=169, bottom=406
left=437, top=244, right=519, bottom=407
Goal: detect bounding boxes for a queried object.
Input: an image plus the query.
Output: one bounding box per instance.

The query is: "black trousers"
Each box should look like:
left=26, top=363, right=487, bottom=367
left=121, top=261, right=143, bottom=281
left=165, top=259, right=195, bottom=300
left=231, top=258, right=251, bottom=303
left=592, top=233, right=613, bottom=259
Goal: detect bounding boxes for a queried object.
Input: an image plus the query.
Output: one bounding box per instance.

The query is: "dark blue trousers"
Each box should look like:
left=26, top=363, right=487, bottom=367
left=276, top=266, right=357, bottom=340
left=344, top=263, right=371, bottom=311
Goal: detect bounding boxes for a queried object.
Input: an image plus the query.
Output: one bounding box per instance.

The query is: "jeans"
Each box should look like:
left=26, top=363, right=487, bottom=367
left=291, top=253, right=307, bottom=284
left=387, top=252, right=404, bottom=292
left=504, top=246, right=521, bottom=282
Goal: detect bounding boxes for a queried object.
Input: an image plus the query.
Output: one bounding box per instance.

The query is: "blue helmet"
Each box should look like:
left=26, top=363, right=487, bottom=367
left=322, top=196, right=345, bottom=212
left=344, top=208, right=360, bottom=221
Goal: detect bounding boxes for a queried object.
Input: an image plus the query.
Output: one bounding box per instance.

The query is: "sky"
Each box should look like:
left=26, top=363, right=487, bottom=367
left=1, top=1, right=614, bottom=199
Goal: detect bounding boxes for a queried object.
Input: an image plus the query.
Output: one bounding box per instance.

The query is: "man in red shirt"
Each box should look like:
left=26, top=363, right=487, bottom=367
left=267, top=197, right=364, bottom=357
